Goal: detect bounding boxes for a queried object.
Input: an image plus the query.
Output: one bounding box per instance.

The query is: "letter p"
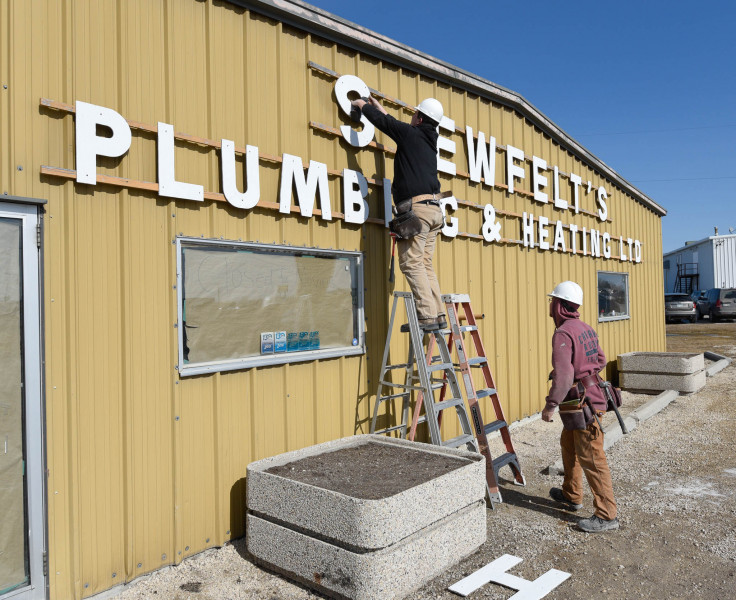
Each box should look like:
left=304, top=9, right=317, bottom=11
left=75, top=101, right=132, bottom=185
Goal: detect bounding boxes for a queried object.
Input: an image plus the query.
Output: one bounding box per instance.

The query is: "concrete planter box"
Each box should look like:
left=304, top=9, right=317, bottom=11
left=246, top=434, right=487, bottom=600
left=620, top=370, right=706, bottom=394
left=617, top=352, right=704, bottom=375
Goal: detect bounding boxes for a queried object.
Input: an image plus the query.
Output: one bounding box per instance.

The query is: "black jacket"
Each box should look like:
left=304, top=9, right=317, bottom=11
left=362, top=104, right=440, bottom=203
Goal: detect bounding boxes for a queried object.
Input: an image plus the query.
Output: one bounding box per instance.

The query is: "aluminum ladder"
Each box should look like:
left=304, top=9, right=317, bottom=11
left=370, top=291, right=493, bottom=506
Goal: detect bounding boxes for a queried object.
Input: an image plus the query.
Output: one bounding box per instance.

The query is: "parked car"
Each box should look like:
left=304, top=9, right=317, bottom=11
left=696, top=288, right=736, bottom=322
left=664, top=293, right=697, bottom=323
left=690, top=290, right=705, bottom=304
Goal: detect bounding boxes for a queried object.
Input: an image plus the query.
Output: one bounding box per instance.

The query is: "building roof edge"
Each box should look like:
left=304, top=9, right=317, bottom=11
left=230, top=0, right=667, bottom=217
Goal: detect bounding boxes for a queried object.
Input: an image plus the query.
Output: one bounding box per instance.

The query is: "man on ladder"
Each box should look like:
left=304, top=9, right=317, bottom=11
left=351, top=95, right=448, bottom=331
left=542, top=281, right=619, bottom=533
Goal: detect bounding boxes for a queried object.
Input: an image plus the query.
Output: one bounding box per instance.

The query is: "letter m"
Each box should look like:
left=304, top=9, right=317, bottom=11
left=279, top=153, right=332, bottom=220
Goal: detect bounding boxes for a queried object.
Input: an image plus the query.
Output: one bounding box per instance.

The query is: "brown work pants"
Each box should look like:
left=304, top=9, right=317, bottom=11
left=560, top=420, right=617, bottom=520
left=397, top=203, right=444, bottom=321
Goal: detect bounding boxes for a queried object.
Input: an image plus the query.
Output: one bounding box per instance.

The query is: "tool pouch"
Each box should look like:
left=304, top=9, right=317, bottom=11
left=389, top=207, right=422, bottom=239
left=559, top=384, right=595, bottom=430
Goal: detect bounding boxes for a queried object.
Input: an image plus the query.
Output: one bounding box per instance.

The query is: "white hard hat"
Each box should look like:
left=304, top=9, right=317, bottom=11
left=548, top=281, right=583, bottom=306
left=416, top=98, right=443, bottom=124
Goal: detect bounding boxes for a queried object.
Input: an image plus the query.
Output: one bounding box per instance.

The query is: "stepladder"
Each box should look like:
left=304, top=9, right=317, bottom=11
left=430, top=294, right=526, bottom=504
left=370, top=291, right=525, bottom=506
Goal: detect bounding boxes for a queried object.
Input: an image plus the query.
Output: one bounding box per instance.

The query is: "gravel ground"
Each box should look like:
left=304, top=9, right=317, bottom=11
left=116, top=322, right=736, bottom=600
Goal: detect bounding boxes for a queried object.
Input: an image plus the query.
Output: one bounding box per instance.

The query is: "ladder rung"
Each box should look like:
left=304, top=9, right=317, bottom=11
left=459, top=325, right=477, bottom=332
left=376, top=391, right=411, bottom=401
left=466, top=357, right=487, bottom=366
left=493, top=452, right=518, bottom=470
left=484, top=419, right=507, bottom=436
left=443, top=434, right=475, bottom=449
left=384, top=363, right=411, bottom=370
left=379, top=380, right=425, bottom=391
left=373, top=424, right=406, bottom=435
left=427, top=362, right=453, bottom=373
left=433, top=398, right=464, bottom=412
left=475, top=388, right=497, bottom=399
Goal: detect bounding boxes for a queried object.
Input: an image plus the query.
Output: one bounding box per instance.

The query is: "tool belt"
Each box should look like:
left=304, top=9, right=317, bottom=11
left=558, top=374, right=602, bottom=431
left=389, top=191, right=451, bottom=239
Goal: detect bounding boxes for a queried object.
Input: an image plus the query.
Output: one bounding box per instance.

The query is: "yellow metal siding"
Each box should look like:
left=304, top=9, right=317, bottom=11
left=0, top=1, right=665, bottom=598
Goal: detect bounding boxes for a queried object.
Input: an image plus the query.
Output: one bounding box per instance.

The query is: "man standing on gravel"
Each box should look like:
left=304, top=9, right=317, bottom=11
left=541, top=281, right=619, bottom=533
left=350, top=95, right=447, bottom=331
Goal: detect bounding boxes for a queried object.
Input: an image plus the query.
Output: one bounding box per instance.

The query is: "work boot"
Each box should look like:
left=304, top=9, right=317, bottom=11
left=577, top=514, right=620, bottom=533
left=549, top=487, right=583, bottom=511
left=400, top=318, right=440, bottom=333
left=436, top=314, right=448, bottom=330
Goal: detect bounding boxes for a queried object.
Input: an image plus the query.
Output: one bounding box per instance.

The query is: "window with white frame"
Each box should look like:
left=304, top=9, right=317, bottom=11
left=597, top=271, right=630, bottom=321
left=177, top=239, right=364, bottom=375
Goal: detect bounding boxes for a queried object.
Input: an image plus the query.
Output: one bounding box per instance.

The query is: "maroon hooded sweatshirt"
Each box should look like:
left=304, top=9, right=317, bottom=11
left=545, top=300, right=608, bottom=412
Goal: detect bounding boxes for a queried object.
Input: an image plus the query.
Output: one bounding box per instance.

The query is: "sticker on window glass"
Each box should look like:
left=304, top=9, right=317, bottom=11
left=274, top=331, right=287, bottom=353
left=298, top=331, right=310, bottom=351
left=287, top=332, right=299, bottom=352
left=260, top=332, right=274, bottom=354
left=309, top=331, right=320, bottom=350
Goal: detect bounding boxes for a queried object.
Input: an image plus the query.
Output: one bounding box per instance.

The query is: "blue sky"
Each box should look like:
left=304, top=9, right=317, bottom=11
left=307, top=0, right=735, bottom=253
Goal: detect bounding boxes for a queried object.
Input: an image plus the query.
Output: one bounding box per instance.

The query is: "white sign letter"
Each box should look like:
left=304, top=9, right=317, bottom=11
left=343, top=169, right=369, bottom=224
left=634, top=240, right=642, bottom=263
left=538, top=215, right=550, bottom=250
left=553, top=220, right=566, bottom=252
left=569, top=173, right=582, bottom=214
left=334, top=75, right=375, bottom=148
left=438, top=117, right=457, bottom=176
left=596, top=186, right=608, bottom=221
left=532, top=156, right=548, bottom=203
left=569, top=224, right=579, bottom=254
left=522, top=212, right=535, bottom=248
left=465, top=127, right=495, bottom=186
left=441, top=195, right=459, bottom=238
left=221, top=141, right=260, bottom=210
left=506, top=145, right=525, bottom=194
left=279, top=154, right=332, bottom=220
left=553, top=166, right=568, bottom=210
left=158, top=122, right=204, bottom=201
left=75, top=101, right=132, bottom=185
left=602, top=232, right=611, bottom=258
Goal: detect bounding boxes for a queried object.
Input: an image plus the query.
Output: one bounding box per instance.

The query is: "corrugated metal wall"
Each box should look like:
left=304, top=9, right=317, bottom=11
left=1, top=1, right=666, bottom=598
left=714, top=236, right=736, bottom=288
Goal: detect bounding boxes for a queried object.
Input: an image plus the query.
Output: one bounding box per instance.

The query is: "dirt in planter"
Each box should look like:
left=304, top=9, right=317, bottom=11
left=265, top=441, right=471, bottom=500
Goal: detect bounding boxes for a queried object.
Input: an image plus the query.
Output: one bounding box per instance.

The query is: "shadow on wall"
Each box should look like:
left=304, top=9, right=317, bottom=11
left=230, top=476, right=248, bottom=541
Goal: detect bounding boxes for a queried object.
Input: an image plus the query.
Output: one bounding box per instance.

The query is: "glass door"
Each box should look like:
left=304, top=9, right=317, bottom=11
left=0, top=203, right=45, bottom=600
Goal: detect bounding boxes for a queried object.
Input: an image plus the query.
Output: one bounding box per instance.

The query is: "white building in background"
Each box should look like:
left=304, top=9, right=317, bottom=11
left=663, top=231, right=736, bottom=293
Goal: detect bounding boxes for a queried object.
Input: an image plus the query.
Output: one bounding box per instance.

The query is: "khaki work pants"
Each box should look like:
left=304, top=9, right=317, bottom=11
left=396, top=203, right=444, bottom=321
left=560, top=420, right=617, bottom=520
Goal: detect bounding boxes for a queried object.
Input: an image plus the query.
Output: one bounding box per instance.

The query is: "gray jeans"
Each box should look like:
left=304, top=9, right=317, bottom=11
left=396, top=202, right=444, bottom=320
